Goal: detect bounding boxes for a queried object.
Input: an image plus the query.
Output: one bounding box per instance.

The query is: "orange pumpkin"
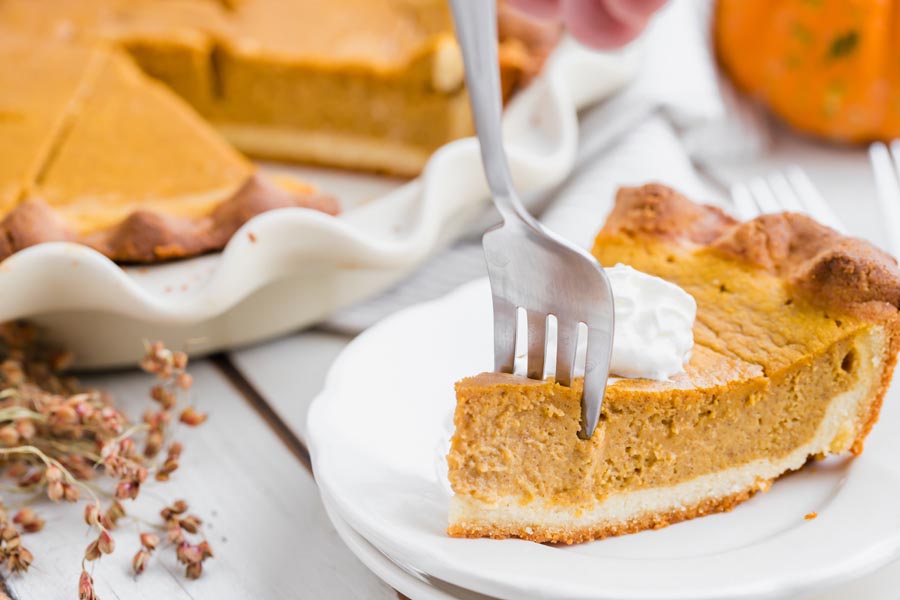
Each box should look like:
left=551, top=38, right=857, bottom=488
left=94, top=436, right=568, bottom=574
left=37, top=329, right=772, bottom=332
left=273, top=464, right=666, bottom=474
left=715, top=0, right=900, bottom=142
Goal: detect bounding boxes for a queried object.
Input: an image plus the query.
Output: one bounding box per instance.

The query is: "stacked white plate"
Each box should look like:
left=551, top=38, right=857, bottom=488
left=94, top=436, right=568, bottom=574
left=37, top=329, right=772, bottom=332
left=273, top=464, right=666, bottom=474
left=308, top=279, right=900, bottom=600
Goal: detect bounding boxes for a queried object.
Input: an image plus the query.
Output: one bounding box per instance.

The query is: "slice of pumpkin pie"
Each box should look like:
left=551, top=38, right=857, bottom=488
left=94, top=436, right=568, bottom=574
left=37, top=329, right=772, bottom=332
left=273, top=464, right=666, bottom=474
left=0, top=36, right=336, bottom=262
left=447, top=184, right=900, bottom=543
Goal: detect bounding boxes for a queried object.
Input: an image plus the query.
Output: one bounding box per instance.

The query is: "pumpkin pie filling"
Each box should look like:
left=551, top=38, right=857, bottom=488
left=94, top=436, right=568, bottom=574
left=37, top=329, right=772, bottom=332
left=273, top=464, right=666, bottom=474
left=448, top=185, right=900, bottom=543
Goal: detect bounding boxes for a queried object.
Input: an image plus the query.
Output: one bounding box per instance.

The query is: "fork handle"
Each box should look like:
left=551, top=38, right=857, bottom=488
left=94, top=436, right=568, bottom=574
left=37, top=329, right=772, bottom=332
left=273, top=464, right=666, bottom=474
left=450, top=0, right=537, bottom=227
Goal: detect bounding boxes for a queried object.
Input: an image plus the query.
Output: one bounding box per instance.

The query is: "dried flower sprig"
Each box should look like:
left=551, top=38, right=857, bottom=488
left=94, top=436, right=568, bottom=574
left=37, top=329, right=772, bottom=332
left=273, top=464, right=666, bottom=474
left=0, top=325, right=212, bottom=599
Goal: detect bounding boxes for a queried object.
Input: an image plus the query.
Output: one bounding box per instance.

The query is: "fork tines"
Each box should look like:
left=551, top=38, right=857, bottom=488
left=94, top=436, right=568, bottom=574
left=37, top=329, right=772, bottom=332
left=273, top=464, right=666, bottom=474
left=730, top=166, right=844, bottom=233
left=869, top=142, right=900, bottom=258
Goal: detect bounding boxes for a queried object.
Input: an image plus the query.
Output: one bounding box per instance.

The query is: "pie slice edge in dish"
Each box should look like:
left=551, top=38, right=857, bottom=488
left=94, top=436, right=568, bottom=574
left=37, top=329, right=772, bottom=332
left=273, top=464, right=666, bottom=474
left=0, top=36, right=337, bottom=263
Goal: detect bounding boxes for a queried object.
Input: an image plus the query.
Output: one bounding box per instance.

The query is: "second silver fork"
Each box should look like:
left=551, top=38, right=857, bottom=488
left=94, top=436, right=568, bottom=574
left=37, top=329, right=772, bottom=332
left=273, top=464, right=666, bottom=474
left=730, top=166, right=844, bottom=231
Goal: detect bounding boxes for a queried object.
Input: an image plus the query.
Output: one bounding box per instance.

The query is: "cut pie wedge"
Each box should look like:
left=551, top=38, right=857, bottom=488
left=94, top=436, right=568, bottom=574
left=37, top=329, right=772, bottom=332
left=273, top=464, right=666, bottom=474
left=448, top=184, right=900, bottom=543
left=0, top=36, right=337, bottom=262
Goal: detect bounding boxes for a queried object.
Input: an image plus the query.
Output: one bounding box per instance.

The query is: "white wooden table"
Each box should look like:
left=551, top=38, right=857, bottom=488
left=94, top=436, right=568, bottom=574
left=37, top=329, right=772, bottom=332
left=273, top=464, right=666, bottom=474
left=5, top=129, right=900, bottom=600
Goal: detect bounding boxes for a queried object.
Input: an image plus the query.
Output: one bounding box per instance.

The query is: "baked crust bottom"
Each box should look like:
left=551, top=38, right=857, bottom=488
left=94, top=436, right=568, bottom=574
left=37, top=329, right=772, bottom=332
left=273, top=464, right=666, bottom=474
left=448, top=359, right=881, bottom=544
left=216, top=124, right=446, bottom=178
left=449, top=487, right=760, bottom=545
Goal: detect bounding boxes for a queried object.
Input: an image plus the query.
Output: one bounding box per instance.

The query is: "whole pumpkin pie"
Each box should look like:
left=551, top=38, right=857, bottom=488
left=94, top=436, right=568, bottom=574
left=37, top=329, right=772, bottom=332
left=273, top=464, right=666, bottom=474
left=447, top=184, right=900, bottom=543
left=0, top=35, right=337, bottom=262
left=0, top=0, right=557, bottom=176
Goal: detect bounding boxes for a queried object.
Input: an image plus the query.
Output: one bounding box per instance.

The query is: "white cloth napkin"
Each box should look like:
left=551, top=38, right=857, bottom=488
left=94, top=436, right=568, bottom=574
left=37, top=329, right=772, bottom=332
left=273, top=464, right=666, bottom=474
left=326, top=116, right=721, bottom=333
left=541, top=116, right=721, bottom=250
left=325, top=0, right=755, bottom=333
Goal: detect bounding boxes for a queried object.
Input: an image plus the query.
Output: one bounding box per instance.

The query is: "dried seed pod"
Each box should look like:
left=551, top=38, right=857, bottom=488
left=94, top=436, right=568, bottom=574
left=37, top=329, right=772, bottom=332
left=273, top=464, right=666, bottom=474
left=179, top=407, right=207, bottom=427
left=135, top=466, right=148, bottom=484
left=179, top=515, right=202, bottom=534
left=172, top=351, right=188, bottom=370
left=100, top=513, right=116, bottom=531
left=97, top=530, right=115, bottom=554
left=13, top=508, right=44, bottom=533
left=166, top=526, right=184, bottom=545
left=84, top=503, right=100, bottom=527
left=140, top=532, right=159, bottom=551
left=144, top=430, right=163, bottom=458
left=62, top=483, right=80, bottom=502
left=84, top=539, right=101, bottom=561
left=161, top=500, right=188, bottom=521
left=118, top=438, right=135, bottom=457
left=140, top=357, right=159, bottom=374
left=176, top=543, right=203, bottom=565
left=168, top=442, right=183, bottom=459
left=151, top=385, right=176, bottom=410
left=47, top=481, right=64, bottom=502
left=63, top=455, right=95, bottom=481
left=73, top=401, right=95, bottom=421
left=176, top=372, right=193, bottom=390
left=49, top=404, right=78, bottom=428
left=79, top=570, right=97, bottom=600
left=197, top=540, right=214, bottom=559
left=0, top=425, right=20, bottom=446
left=16, top=547, right=33, bottom=569
left=44, top=465, right=63, bottom=484
left=8, top=547, right=33, bottom=572
left=14, top=419, right=35, bottom=440
left=114, top=480, right=137, bottom=500
left=149, top=341, right=165, bottom=359
left=185, top=560, right=202, bottom=579
left=106, top=501, right=126, bottom=522
left=132, top=549, right=149, bottom=575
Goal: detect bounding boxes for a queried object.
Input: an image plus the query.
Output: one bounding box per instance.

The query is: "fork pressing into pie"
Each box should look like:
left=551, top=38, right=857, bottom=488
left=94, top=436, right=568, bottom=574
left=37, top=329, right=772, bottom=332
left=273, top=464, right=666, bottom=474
left=449, top=0, right=615, bottom=439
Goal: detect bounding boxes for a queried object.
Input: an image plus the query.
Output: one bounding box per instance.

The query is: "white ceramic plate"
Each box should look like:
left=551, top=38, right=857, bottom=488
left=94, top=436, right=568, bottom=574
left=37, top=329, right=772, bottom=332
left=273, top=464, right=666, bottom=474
left=323, top=481, right=900, bottom=600
left=0, top=39, right=637, bottom=368
left=307, top=278, right=900, bottom=600
left=322, top=489, right=499, bottom=600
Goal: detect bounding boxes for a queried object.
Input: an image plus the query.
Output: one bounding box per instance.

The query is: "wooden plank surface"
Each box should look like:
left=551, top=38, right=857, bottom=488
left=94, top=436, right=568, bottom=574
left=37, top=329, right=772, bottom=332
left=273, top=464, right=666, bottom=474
left=3, top=360, right=394, bottom=600
left=228, top=331, right=351, bottom=443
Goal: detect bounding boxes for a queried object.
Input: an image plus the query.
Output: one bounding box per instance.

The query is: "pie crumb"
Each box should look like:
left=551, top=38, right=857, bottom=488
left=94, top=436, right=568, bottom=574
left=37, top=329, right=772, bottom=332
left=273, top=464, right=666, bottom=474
left=804, top=512, right=818, bottom=521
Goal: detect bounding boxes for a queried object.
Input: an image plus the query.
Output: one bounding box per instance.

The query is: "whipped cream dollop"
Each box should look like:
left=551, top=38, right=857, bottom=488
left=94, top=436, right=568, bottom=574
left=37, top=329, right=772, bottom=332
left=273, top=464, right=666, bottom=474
left=606, top=264, right=696, bottom=381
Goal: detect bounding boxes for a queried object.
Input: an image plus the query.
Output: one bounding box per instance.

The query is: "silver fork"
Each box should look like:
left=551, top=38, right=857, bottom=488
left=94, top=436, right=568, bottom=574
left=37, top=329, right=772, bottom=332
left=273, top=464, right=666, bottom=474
left=729, top=166, right=845, bottom=231
left=868, top=142, right=900, bottom=258
left=449, top=0, right=614, bottom=440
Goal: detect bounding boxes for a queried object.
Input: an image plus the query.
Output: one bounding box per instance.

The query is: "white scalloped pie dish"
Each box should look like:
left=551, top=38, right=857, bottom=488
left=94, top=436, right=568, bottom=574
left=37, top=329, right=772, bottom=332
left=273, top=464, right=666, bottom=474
left=0, top=39, right=637, bottom=368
